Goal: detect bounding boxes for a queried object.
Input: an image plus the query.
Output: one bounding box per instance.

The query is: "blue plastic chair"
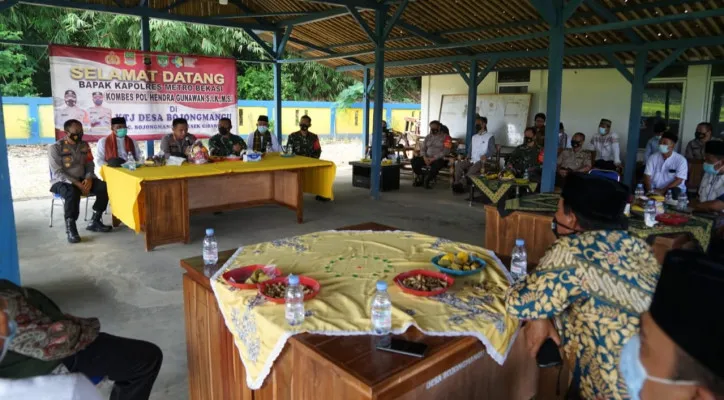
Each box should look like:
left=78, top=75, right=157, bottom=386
left=589, top=168, right=620, bottom=182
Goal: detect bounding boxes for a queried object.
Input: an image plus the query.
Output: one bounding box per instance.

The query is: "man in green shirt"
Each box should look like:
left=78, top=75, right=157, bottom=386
left=286, top=115, right=322, bottom=159
left=506, top=127, right=542, bottom=178
left=209, top=117, right=247, bottom=157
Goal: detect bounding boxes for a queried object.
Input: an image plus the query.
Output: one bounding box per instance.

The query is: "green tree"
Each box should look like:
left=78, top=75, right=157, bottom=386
left=0, top=30, right=36, bottom=96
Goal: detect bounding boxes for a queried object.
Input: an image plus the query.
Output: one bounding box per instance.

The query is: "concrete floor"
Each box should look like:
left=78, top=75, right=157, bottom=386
left=12, top=168, right=488, bottom=399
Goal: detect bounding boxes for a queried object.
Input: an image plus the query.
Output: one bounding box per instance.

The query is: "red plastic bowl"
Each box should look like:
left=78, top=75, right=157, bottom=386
left=223, top=265, right=282, bottom=290
left=258, top=275, right=321, bottom=304
left=393, top=269, right=454, bottom=297
left=656, top=213, right=689, bottom=226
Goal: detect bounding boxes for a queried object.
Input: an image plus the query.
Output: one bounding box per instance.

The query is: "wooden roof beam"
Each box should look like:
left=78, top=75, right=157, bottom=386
left=585, top=0, right=643, bottom=44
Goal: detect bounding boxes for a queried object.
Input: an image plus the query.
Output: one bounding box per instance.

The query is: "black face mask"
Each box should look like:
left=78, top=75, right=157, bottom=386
left=551, top=217, right=581, bottom=239
left=67, top=132, right=82, bottom=143
left=571, top=140, right=581, bottom=148
left=219, top=127, right=230, bottom=135
left=300, top=124, right=309, bottom=131
left=524, top=137, right=534, bottom=144
left=695, top=132, right=705, bottom=140
left=475, top=124, right=483, bottom=131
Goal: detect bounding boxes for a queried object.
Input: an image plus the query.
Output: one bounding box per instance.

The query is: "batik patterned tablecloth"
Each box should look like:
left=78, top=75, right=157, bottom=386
left=469, top=176, right=538, bottom=204
left=210, top=230, right=519, bottom=390
left=501, top=193, right=714, bottom=250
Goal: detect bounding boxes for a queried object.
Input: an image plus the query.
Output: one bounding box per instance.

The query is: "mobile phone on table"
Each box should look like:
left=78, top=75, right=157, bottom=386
left=536, top=338, right=562, bottom=368
left=376, top=338, right=428, bottom=358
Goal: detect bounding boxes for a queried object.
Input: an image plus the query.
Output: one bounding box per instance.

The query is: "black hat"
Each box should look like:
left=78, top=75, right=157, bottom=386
left=600, top=118, right=612, bottom=126
left=257, top=115, right=269, bottom=122
left=111, top=117, right=126, bottom=125
left=106, top=157, right=126, bottom=167
left=561, top=172, right=629, bottom=222
left=650, top=250, right=724, bottom=378
left=705, top=140, right=724, bottom=157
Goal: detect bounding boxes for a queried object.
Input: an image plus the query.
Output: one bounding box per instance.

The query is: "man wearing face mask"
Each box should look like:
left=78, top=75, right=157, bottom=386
left=286, top=115, right=322, bottom=159
left=644, top=131, right=687, bottom=197
left=411, top=120, right=452, bottom=189
left=87, top=92, right=112, bottom=133
left=695, top=141, right=724, bottom=211
left=247, top=115, right=281, bottom=153
left=0, top=280, right=163, bottom=400
left=95, top=117, right=141, bottom=178
left=452, top=115, right=495, bottom=193
left=506, top=172, right=660, bottom=399
left=685, top=122, right=714, bottom=160
left=506, top=127, right=541, bottom=178
left=209, top=117, right=246, bottom=157
left=160, top=118, right=197, bottom=158
left=55, top=90, right=89, bottom=129
left=644, top=122, right=667, bottom=163
left=589, top=118, right=621, bottom=166
left=557, top=132, right=592, bottom=180
left=0, top=298, right=104, bottom=399
left=618, top=250, right=724, bottom=400
left=49, top=119, right=112, bottom=244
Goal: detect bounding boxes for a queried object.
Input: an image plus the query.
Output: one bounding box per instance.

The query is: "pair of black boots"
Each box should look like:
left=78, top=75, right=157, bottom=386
left=413, top=174, right=434, bottom=189
left=64, top=212, right=112, bottom=243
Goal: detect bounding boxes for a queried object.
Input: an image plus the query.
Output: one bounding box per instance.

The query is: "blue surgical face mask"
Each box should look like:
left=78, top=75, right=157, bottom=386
left=658, top=144, right=670, bottom=154
left=619, top=335, right=697, bottom=400
left=0, top=319, right=17, bottom=363
left=703, top=162, right=721, bottom=175
left=599, top=127, right=608, bottom=135
left=257, top=126, right=268, bottom=134
left=115, top=128, right=128, bottom=138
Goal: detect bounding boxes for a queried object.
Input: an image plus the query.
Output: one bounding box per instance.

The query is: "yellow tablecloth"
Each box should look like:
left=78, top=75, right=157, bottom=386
left=210, top=230, right=519, bottom=390
left=101, top=154, right=336, bottom=232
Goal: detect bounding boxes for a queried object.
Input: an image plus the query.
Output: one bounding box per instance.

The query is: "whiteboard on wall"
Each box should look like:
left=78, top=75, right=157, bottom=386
left=438, top=93, right=532, bottom=146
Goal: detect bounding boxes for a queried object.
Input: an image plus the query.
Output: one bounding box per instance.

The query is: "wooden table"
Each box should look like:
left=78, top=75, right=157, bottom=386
left=181, top=223, right=546, bottom=400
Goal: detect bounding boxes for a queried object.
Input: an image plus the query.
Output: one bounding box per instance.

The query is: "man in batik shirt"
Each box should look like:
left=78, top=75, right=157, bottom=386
left=506, top=173, right=661, bottom=399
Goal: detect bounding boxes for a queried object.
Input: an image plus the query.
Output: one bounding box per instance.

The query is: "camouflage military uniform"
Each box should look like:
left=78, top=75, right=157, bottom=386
left=209, top=133, right=247, bottom=156
left=507, top=144, right=541, bottom=177
left=286, top=131, right=321, bottom=158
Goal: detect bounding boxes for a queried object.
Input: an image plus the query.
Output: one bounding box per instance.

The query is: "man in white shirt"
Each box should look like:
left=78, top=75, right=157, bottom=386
left=589, top=118, right=621, bottom=166
left=453, top=115, right=495, bottom=193
left=696, top=141, right=724, bottom=209
left=0, top=299, right=103, bottom=400
left=95, top=117, right=141, bottom=179
left=644, top=131, right=687, bottom=198
left=246, top=115, right=281, bottom=153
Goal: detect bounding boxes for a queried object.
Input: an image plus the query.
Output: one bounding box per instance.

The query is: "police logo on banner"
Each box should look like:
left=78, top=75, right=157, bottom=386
left=157, top=55, right=168, bottom=68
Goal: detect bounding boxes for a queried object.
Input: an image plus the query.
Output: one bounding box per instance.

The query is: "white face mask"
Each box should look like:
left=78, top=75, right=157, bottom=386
left=619, top=335, right=697, bottom=400
left=257, top=126, right=268, bottom=133
left=599, top=127, right=608, bottom=135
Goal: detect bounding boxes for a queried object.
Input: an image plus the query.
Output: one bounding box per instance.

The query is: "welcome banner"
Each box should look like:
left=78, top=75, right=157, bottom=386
left=50, top=45, right=237, bottom=141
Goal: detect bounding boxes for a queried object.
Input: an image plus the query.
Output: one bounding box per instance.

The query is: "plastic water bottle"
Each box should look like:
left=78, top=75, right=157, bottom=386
left=285, top=274, right=305, bottom=326
left=635, top=183, right=644, bottom=199
left=644, top=200, right=657, bottom=227
left=127, top=151, right=136, bottom=171
left=266, top=141, right=273, bottom=154
left=677, top=193, right=689, bottom=211
left=523, top=170, right=529, bottom=181
left=510, top=239, right=528, bottom=283
left=202, top=228, right=218, bottom=277
left=371, top=281, right=392, bottom=347
left=665, top=190, right=673, bottom=204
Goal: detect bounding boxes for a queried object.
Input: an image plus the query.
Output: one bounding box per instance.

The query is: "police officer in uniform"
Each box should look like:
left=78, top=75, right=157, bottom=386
left=48, top=119, right=112, bottom=243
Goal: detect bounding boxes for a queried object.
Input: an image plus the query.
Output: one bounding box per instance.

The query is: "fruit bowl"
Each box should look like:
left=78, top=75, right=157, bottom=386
left=431, top=253, right=486, bottom=276
left=222, top=265, right=281, bottom=290
left=656, top=213, right=689, bottom=226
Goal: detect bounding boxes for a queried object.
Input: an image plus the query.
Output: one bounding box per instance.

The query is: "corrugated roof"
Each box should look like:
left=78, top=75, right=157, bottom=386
left=29, top=0, right=724, bottom=79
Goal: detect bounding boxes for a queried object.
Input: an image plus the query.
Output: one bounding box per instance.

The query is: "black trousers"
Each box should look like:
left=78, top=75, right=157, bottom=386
left=50, top=178, right=109, bottom=221
left=411, top=157, right=446, bottom=180
left=62, top=333, right=163, bottom=400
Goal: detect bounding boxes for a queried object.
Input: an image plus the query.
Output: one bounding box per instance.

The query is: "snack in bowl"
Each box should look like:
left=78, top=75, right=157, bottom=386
left=393, top=270, right=454, bottom=297
left=258, top=276, right=321, bottom=303
left=499, top=170, right=515, bottom=181
left=223, top=265, right=281, bottom=290
left=244, top=269, right=271, bottom=284
left=485, top=173, right=498, bottom=180
left=263, top=282, right=312, bottom=298
left=433, top=252, right=486, bottom=275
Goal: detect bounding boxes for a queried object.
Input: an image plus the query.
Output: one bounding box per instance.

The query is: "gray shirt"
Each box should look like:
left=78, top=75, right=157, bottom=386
left=160, top=133, right=197, bottom=158
left=48, top=138, right=95, bottom=185
left=420, top=133, right=451, bottom=160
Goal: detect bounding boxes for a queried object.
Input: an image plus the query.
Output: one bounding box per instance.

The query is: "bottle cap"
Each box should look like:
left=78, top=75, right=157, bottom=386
left=515, top=239, right=524, bottom=246
left=205, top=228, right=214, bottom=236
left=288, top=274, right=299, bottom=285
left=376, top=281, right=387, bottom=291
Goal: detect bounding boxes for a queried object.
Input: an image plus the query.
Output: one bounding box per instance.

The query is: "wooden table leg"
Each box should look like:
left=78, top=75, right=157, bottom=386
left=143, top=180, right=188, bottom=251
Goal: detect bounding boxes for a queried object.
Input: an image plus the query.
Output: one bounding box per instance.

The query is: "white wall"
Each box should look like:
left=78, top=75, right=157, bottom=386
left=421, top=65, right=713, bottom=159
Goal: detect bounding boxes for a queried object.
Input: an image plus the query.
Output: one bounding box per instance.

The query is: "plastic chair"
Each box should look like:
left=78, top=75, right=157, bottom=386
left=589, top=168, right=620, bottom=182
left=48, top=166, right=93, bottom=227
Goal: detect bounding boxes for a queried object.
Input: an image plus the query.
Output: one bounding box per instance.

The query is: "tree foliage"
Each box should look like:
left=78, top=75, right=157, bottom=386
left=0, top=5, right=420, bottom=103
